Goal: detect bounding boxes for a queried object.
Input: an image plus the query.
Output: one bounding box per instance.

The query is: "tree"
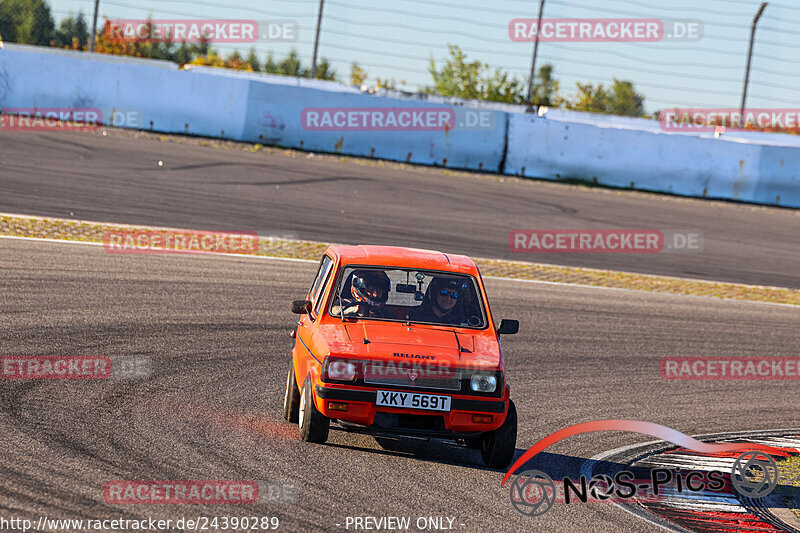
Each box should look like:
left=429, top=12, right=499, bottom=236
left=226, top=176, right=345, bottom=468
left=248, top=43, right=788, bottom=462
left=260, top=48, right=335, bottom=80
left=350, top=62, right=367, bottom=87
left=426, top=46, right=644, bottom=116
left=427, top=44, right=524, bottom=104
left=245, top=47, right=261, bottom=72
left=568, top=82, right=609, bottom=113
left=564, top=78, right=645, bottom=117
left=263, top=52, right=278, bottom=73
left=276, top=48, right=305, bottom=77
left=0, top=0, right=55, bottom=45
left=52, top=11, right=88, bottom=49
left=484, top=69, right=525, bottom=104
left=312, top=57, right=336, bottom=81
left=427, top=44, right=484, bottom=101
left=607, top=79, right=644, bottom=117
left=374, top=77, right=400, bottom=90
left=529, top=64, right=560, bottom=107
left=190, top=50, right=256, bottom=71
left=350, top=63, right=402, bottom=92
left=94, top=18, right=213, bottom=66
left=174, top=42, right=194, bottom=65
left=73, top=11, right=87, bottom=47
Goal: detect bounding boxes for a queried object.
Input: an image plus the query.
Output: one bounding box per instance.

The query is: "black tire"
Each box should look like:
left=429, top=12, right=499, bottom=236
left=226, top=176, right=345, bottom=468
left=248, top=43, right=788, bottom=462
left=283, top=362, right=301, bottom=423
left=480, top=400, right=517, bottom=469
left=299, top=377, right=329, bottom=443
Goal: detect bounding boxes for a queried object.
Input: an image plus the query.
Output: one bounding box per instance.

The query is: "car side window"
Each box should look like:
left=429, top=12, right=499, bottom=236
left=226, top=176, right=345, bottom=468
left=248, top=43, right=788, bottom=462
left=313, top=261, right=335, bottom=316
left=308, top=255, right=333, bottom=313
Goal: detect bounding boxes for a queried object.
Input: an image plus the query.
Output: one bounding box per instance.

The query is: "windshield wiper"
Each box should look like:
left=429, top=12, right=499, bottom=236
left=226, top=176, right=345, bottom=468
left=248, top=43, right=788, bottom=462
left=453, top=330, right=472, bottom=360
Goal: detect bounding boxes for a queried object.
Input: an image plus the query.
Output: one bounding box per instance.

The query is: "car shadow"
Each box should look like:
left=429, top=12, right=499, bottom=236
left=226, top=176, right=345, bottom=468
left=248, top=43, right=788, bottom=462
left=324, top=425, right=588, bottom=474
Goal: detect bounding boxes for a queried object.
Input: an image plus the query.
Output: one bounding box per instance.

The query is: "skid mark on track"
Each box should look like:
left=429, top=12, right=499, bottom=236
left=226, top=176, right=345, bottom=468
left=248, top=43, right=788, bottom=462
left=149, top=399, right=298, bottom=441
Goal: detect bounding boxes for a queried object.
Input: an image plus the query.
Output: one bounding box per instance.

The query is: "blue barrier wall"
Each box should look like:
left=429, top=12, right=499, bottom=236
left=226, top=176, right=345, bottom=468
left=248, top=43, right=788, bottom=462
left=1, top=44, right=798, bottom=207
left=240, top=78, right=507, bottom=170
left=504, top=112, right=800, bottom=207
left=0, top=46, right=507, bottom=172
left=0, top=45, right=249, bottom=139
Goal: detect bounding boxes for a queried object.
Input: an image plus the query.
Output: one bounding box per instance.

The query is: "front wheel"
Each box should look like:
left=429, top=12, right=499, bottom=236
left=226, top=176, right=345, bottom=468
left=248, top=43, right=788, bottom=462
left=283, top=362, right=300, bottom=423
left=480, top=400, right=517, bottom=469
left=299, top=377, right=330, bottom=443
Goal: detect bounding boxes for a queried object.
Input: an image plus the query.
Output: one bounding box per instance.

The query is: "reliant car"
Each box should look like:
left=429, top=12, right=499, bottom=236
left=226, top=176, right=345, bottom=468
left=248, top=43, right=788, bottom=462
left=283, top=245, right=519, bottom=468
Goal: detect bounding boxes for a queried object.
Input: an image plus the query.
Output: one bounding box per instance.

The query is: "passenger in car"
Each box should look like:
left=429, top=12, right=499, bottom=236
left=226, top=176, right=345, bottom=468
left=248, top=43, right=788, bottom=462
left=408, top=278, right=466, bottom=325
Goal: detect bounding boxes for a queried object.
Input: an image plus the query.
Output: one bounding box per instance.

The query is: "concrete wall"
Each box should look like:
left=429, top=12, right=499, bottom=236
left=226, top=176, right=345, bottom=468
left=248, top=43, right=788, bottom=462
left=505, top=112, right=799, bottom=206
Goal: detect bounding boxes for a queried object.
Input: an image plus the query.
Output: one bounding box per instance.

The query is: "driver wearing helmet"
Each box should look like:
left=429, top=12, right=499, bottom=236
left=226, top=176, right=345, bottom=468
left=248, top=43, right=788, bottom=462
left=408, top=277, right=466, bottom=325
left=332, top=270, right=391, bottom=318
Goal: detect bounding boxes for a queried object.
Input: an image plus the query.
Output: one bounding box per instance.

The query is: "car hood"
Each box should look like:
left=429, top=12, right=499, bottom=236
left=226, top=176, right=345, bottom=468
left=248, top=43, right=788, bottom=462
left=328, top=322, right=501, bottom=369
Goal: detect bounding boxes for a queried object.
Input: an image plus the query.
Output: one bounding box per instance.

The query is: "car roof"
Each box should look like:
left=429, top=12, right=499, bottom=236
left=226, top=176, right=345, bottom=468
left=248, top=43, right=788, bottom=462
left=326, top=245, right=478, bottom=274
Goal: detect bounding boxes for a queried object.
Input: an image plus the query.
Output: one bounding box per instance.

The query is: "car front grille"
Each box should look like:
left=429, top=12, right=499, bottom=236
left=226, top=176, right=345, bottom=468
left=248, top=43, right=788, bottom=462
left=363, top=362, right=462, bottom=391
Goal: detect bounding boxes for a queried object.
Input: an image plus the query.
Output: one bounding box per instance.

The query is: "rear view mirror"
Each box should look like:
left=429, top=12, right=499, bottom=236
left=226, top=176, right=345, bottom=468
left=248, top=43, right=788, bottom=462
left=396, top=283, right=416, bottom=293
left=497, top=319, right=519, bottom=335
left=291, top=299, right=312, bottom=314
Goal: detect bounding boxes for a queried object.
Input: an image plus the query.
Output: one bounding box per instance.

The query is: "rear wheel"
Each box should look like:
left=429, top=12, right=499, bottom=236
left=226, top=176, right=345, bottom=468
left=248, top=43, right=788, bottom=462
left=480, top=400, right=517, bottom=469
left=299, top=377, right=330, bottom=443
left=283, top=361, right=301, bottom=423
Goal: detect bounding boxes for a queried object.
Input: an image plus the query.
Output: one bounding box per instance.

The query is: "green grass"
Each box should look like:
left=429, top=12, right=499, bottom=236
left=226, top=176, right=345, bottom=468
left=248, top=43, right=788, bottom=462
left=778, top=455, right=800, bottom=520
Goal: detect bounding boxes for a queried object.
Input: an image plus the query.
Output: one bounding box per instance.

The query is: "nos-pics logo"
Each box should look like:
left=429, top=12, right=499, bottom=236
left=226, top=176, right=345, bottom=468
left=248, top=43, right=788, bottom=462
left=509, top=451, right=779, bottom=517
left=500, top=421, right=785, bottom=518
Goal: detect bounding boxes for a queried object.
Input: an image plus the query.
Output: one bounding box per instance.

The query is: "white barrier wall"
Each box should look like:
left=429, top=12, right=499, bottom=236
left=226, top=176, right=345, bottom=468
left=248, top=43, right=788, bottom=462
left=505, top=113, right=800, bottom=207
left=0, top=45, right=249, bottom=138
left=239, top=76, right=507, bottom=170
left=0, top=46, right=508, bottom=172
left=1, top=45, right=798, bottom=207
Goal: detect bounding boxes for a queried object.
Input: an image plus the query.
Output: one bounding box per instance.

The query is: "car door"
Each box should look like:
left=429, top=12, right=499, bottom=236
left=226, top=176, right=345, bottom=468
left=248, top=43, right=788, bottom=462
left=295, top=255, right=334, bottom=377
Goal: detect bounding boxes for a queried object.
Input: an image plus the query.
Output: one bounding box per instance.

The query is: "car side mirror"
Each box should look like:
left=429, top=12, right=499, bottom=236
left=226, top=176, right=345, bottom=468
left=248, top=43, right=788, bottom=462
left=497, top=319, right=519, bottom=335
left=291, top=299, right=312, bottom=314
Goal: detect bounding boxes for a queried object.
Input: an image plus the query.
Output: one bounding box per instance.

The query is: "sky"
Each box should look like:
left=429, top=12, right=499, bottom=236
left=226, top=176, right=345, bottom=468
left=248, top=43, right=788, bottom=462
left=45, top=0, right=800, bottom=113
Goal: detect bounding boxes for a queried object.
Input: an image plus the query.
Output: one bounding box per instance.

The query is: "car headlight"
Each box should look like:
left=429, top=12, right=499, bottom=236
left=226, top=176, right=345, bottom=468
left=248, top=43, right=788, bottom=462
left=325, top=358, right=358, bottom=381
left=470, top=373, right=497, bottom=393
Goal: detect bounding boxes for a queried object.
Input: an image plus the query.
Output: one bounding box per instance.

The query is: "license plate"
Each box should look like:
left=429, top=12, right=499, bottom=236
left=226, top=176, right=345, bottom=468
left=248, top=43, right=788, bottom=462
left=376, top=390, right=451, bottom=412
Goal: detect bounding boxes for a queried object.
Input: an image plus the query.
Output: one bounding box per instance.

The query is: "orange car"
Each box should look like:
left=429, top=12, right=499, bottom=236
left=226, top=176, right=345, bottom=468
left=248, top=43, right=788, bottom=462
left=283, top=245, right=519, bottom=468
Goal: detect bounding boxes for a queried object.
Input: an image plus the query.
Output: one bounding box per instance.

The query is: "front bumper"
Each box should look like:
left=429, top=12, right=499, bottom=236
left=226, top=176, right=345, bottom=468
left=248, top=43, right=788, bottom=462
left=315, top=385, right=508, bottom=434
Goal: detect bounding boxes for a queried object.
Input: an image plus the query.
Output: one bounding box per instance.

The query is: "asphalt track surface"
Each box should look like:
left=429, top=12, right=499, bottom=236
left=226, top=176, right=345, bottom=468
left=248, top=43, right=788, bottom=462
left=1, top=130, right=799, bottom=288
left=1, top=238, right=798, bottom=533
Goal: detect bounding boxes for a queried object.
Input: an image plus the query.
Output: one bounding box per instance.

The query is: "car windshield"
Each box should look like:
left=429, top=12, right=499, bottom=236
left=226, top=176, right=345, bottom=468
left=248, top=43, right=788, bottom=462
left=329, top=267, right=487, bottom=328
